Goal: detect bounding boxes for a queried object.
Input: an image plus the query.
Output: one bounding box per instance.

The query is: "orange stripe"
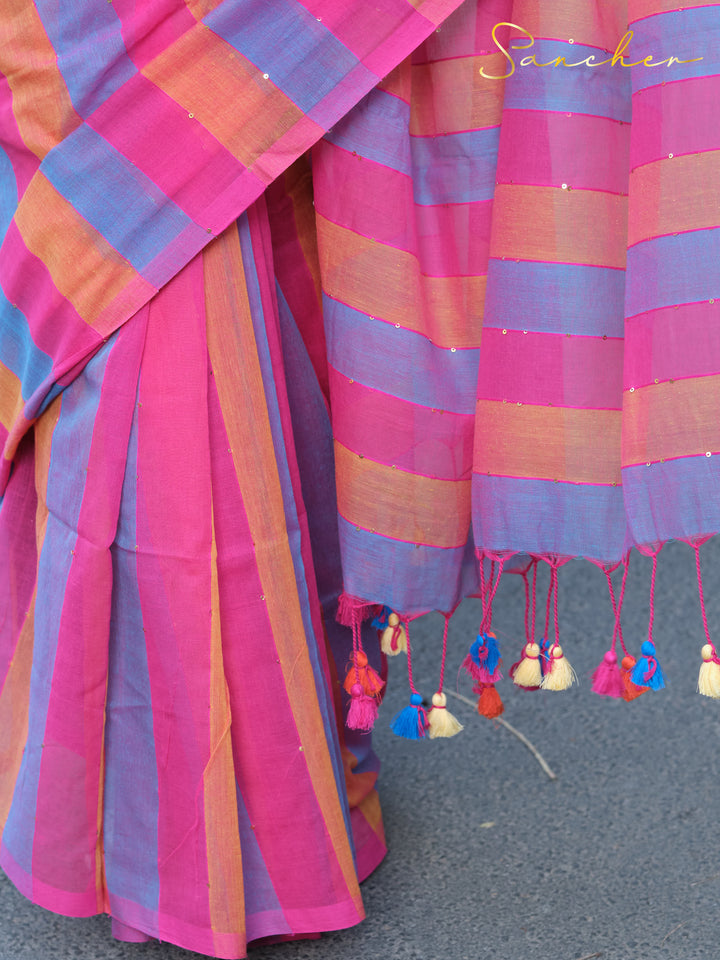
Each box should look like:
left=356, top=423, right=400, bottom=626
left=185, top=0, right=225, bottom=18
left=410, top=56, right=505, bottom=136
left=491, top=185, right=628, bottom=269
left=474, top=400, right=621, bottom=484
left=204, top=512, right=245, bottom=945
left=335, top=441, right=471, bottom=547
left=15, top=174, right=141, bottom=327
left=623, top=376, right=720, bottom=465
left=509, top=0, right=628, bottom=48
left=318, top=215, right=484, bottom=348
left=203, top=224, right=361, bottom=912
left=0, top=364, right=23, bottom=434
left=0, top=0, right=80, bottom=159
left=142, top=24, right=305, bottom=170
left=628, top=151, right=720, bottom=247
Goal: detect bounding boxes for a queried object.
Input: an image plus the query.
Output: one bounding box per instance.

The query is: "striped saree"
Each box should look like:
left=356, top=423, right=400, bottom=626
left=1, top=0, right=719, bottom=957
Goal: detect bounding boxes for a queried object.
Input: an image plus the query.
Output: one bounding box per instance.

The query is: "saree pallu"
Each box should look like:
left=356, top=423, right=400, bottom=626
left=1, top=0, right=720, bottom=957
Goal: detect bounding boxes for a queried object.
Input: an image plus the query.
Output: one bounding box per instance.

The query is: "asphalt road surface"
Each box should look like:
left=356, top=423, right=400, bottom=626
left=0, top=538, right=718, bottom=960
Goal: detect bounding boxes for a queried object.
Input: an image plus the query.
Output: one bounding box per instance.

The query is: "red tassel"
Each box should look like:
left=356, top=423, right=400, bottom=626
left=475, top=683, right=504, bottom=718
left=343, top=650, right=385, bottom=696
left=620, top=655, right=647, bottom=701
left=346, top=684, right=379, bottom=732
left=591, top=650, right=625, bottom=699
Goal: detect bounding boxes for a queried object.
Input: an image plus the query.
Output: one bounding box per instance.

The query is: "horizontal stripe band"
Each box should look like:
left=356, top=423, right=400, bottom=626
left=329, top=367, right=474, bottom=480
left=623, top=375, right=720, bottom=465
left=324, top=301, right=480, bottom=415
left=490, top=184, right=628, bottom=269
left=474, top=400, right=621, bottom=485
left=479, top=328, right=623, bottom=409
left=335, top=440, right=471, bottom=548
left=318, top=215, right=484, bottom=347
left=628, top=150, right=720, bottom=246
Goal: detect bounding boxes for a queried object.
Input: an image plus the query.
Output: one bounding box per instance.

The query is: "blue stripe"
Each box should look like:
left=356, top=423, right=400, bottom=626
left=2, top=339, right=114, bottom=874
left=104, top=399, right=160, bottom=912
left=324, top=295, right=480, bottom=415
left=205, top=0, right=367, bottom=115
left=411, top=128, right=500, bottom=205
left=485, top=259, right=626, bottom=337
left=624, top=455, right=720, bottom=546
left=472, top=474, right=628, bottom=561
left=630, top=8, right=720, bottom=92
left=338, top=517, right=479, bottom=616
left=324, top=88, right=412, bottom=176
left=41, top=126, right=195, bottom=272
left=502, top=40, right=632, bottom=121
left=626, top=229, right=720, bottom=317
left=0, top=146, right=53, bottom=398
left=35, top=0, right=136, bottom=116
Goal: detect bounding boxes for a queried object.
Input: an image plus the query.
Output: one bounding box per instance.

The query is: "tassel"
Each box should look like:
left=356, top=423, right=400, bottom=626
left=380, top=612, right=407, bottom=656
left=620, top=655, right=647, bottom=701
left=427, top=692, right=463, bottom=738
left=538, top=635, right=552, bottom=677
left=370, top=605, right=391, bottom=630
left=690, top=542, right=720, bottom=699
left=698, top=644, right=720, bottom=698
left=541, top=644, right=577, bottom=691
left=510, top=642, right=542, bottom=688
left=475, top=682, right=504, bottom=718
left=343, top=650, right=384, bottom=696
left=390, top=692, right=428, bottom=740
left=592, top=649, right=624, bottom=699
left=462, top=632, right=502, bottom=683
left=337, top=592, right=368, bottom=627
left=631, top=640, right=665, bottom=691
left=346, top=684, right=379, bottom=732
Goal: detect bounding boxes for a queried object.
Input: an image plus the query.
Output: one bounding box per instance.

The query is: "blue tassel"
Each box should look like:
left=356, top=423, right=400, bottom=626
left=390, top=692, right=428, bottom=740
left=471, top=632, right=501, bottom=676
left=371, top=605, right=392, bottom=631
left=539, top=635, right=552, bottom=676
left=631, top=640, right=665, bottom=690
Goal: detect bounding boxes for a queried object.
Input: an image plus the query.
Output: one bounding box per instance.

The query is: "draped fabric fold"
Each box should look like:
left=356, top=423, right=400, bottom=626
left=1, top=0, right=719, bottom=957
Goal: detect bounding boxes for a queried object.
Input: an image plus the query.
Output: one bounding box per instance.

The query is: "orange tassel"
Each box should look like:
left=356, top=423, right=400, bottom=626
left=476, top=683, right=504, bottom=718
left=343, top=650, right=384, bottom=697
left=620, top=655, right=647, bottom=701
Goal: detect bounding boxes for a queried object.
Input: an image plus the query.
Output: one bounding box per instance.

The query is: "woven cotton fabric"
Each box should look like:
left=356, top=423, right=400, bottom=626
left=0, top=0, right=719, bottom=956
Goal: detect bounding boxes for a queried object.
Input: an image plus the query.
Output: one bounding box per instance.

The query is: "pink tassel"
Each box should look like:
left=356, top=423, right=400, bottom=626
left=591, top=650, right=624, bottom=699
left=336, top=592, right=378, bottom=627
left=347, top=684, right=379, bottom=732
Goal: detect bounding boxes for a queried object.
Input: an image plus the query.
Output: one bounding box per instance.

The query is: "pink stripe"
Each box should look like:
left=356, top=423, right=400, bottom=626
left=498, top=110, right=630, bottom=195
left=329, top=366, right=474, bottom=480
left=300, top=0, right=457, bottom=73
left=479, top=328, right=624, bottom=410
left=625, top=301, right=720, bottom=387
left=133, top=254, right=214, bottom=934
left=412, top=0, right=511, bottom=62
left=113, top=0, right=196, bottom=67
left=33, top=314, right=146, bottom=906
left=630, top=76, right=720, bottom=170
left=0, top=223, right=99, bottom=367
left=87, top=74, right=246, bottom=226
left=314, top=142, right=491, bottom=275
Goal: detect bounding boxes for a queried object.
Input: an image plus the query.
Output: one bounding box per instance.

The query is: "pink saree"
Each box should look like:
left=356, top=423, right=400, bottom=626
left=1, top=0, right=719, bottom=956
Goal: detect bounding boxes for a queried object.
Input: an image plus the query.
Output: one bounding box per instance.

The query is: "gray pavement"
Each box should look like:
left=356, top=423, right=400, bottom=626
left=1, top=539, right=719, bottom=959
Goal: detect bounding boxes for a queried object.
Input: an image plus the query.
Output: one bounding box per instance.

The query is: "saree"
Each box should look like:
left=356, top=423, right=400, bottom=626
left=1, top=0, right=719, bottom=956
